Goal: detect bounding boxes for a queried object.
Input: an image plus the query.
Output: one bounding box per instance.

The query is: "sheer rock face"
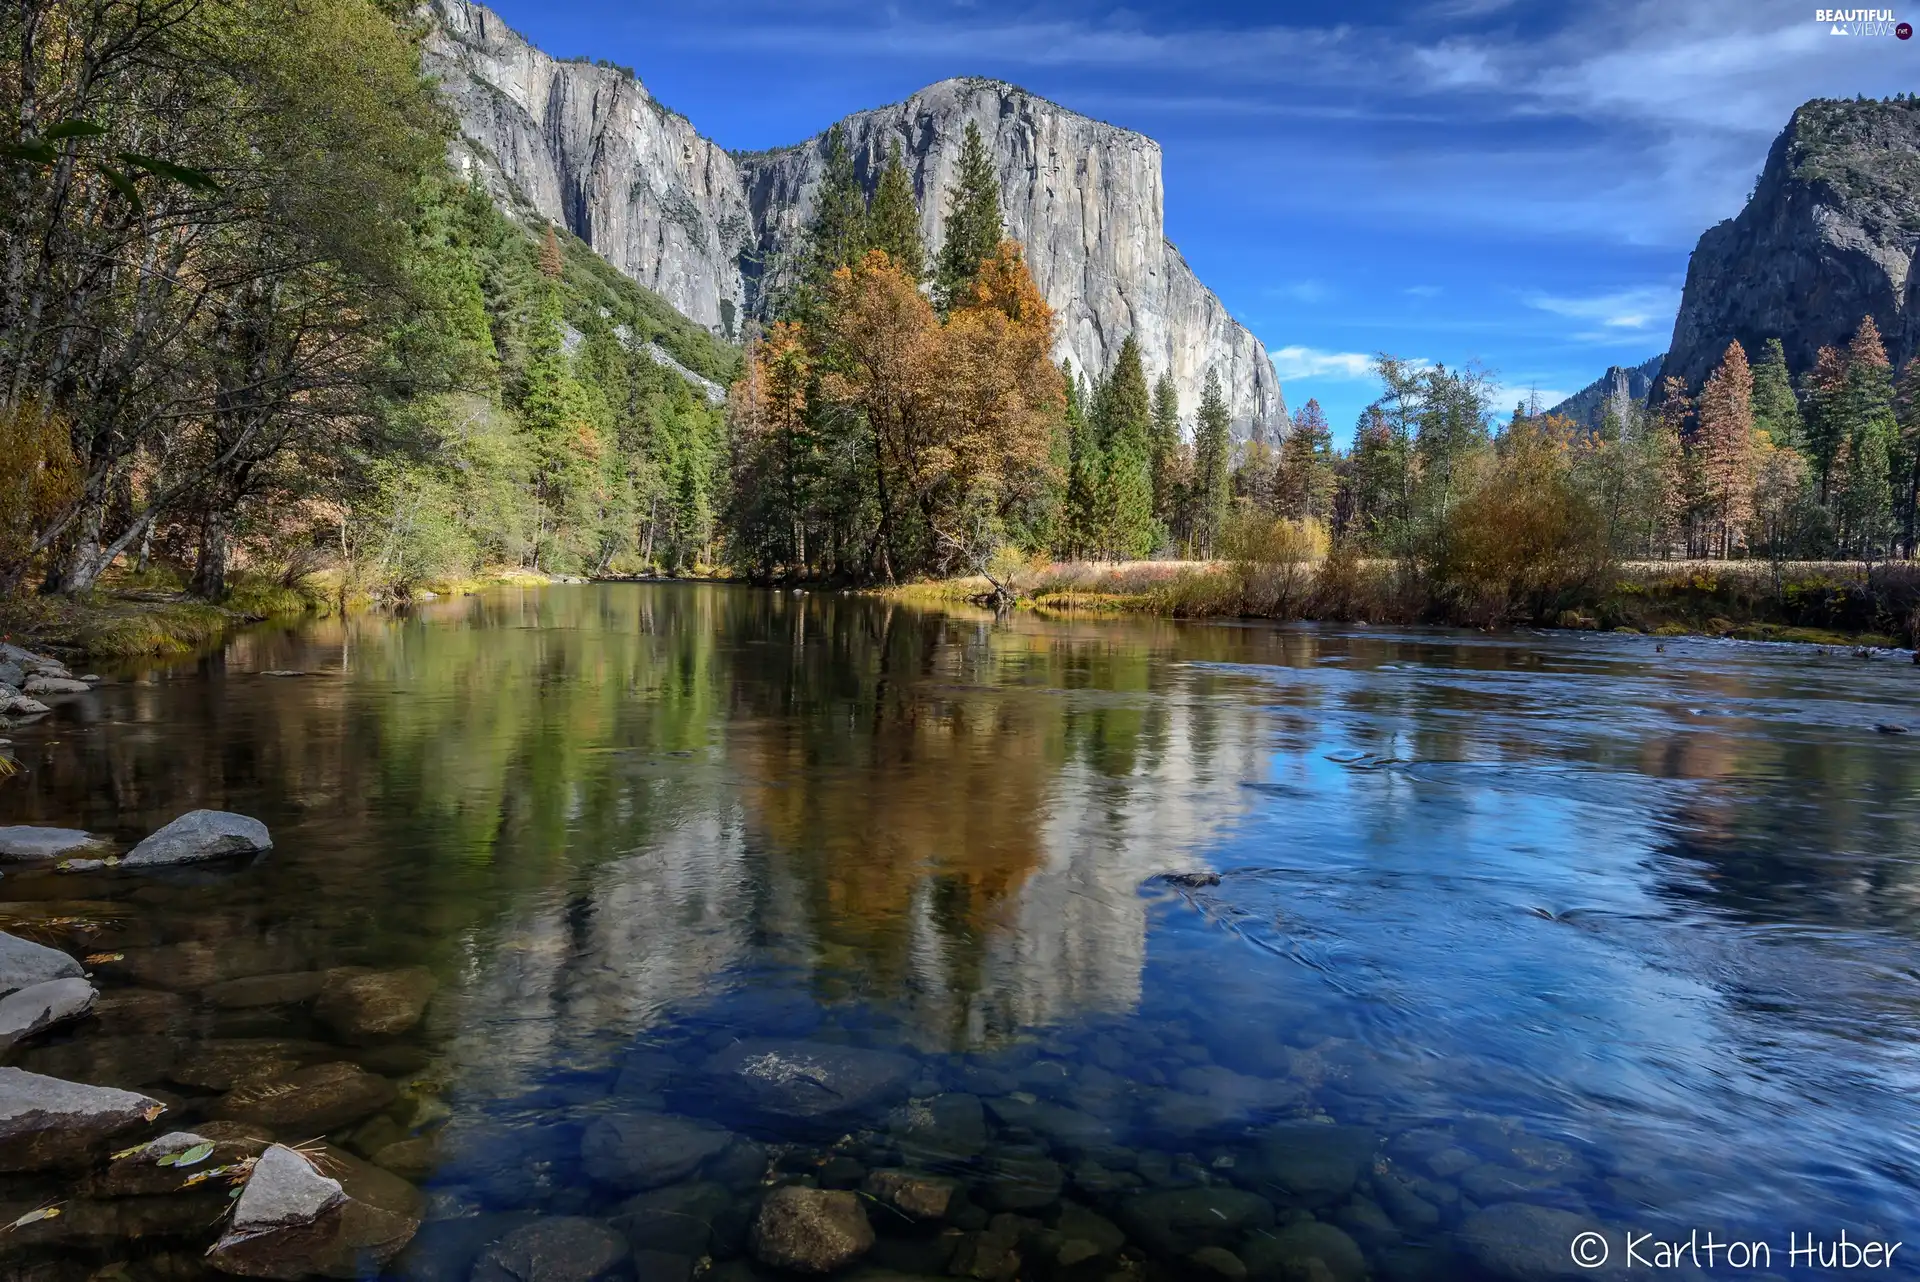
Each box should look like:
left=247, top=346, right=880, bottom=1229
left=422, top=2, right=1286, bottom=440
left=1663, top=98, right=1920, bottom=396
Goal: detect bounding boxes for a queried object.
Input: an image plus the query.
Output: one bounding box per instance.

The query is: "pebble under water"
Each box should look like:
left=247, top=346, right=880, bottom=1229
left=0, top=583, right=1917, bottom=1281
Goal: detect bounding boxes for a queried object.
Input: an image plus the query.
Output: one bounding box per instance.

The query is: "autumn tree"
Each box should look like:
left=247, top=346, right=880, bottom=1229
left=727, top=323, right=813, bottom=573
left=934, top=122, right=1003, bottom=315
left=1694, top=341, right=1756, bottom=558
left=867, top=140, right=923, bottom=281
left=1653, top=377, right=1697, bottom=557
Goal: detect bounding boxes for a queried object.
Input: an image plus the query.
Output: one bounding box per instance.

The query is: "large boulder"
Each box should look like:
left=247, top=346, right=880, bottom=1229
left=123, top=809, right=272, bottom=868
left=0, top=976, right=96, bottom=1049
left=213, top=1061, right=398, bottom=1133
left=0, top=688, right=51, bottom=716
left=750, top=1186, right=874, bottom=1274
left=208, top=1143, right=423, bottom=1279
left=23, top=675, right=91, bottom=695
left=0, top=931, right=83, bottom=996
left=0, top=826, right=104, bottom=861
left=579, top=1112, right=732, bottom=1191
left=0, top=1066, right=163, bottom=1171
left=700, top=1038, right=916, bottom=1125
left=314, top=966, right=437, bottom=1041
left=471, top=1216, right=631, bottom=1282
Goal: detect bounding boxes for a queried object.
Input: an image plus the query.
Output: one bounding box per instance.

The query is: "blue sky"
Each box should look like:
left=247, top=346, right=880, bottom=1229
left=480, top=0, right=1914, bottom=439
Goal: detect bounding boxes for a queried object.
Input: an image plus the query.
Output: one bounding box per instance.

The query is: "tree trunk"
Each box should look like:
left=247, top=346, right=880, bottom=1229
left=189, top=510, right=228, bottom=600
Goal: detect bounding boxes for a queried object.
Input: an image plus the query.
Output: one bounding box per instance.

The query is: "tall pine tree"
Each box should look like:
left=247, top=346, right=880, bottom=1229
left=867, top=140, right=924, bottom=281
left=934, top=122, right=1003, bottom=314
left=1149, top=372, right=1181, bottom=529
left=1839, top=316, right=1899, bottom=558
left=1191, top=368, right=1232, bottom=556
left=1062, top=361, right=1104, bottom=559
left=1096, top=336, right=1158, bottom=558
left=1750, top=337, right=1802, bottom=450
left=1695, top=341, right=1756, bottom=558
left=805, top=124, right=869, bottom=293
left=1276, top=398, right=1335, bottom=522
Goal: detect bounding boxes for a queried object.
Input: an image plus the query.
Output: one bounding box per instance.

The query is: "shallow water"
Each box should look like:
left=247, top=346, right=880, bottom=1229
left=2, top=584, right=1919, bottom=1280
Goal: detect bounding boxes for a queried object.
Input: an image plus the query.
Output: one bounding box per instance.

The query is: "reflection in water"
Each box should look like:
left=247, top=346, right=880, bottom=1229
left=2, top=585, right=1919, bottom=1278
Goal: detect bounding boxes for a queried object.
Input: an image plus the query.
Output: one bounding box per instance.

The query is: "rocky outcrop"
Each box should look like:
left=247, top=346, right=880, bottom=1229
left=1663, top=97, right=1920, bottom=394
left=1548, top=354, right=1663, bottom=429
left=421, top=2, right=1285, bottom=440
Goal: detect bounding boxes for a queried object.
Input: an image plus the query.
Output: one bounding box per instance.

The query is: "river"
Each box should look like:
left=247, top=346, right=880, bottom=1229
left=1, top=583, right=1917, bottom=1279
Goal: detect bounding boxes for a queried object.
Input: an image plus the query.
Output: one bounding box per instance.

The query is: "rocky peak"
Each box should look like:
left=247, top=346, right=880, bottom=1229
left=420, top=0, right=1284, bottom=439
left=1547, top=354, right=1663, bottom=429
left=1662, top=96, right=1920, bottom=394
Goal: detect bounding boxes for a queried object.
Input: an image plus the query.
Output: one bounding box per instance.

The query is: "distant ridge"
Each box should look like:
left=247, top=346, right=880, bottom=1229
left=1548, top=354, right=1664, bottom=428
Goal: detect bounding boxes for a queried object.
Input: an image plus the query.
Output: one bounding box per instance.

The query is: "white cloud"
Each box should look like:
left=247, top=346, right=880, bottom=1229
left=1269, top=346, right=1378, bottom=381
left=1522, top=285, right=1679, bottom=334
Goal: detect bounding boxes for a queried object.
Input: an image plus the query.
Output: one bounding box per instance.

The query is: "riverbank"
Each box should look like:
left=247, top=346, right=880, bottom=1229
left=891, top=558, right=1920, bottom=649
left=0, top=566, right=582, bottom=661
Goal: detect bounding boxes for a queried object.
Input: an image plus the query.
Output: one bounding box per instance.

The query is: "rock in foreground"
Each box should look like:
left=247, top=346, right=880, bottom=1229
left=751, top=1186, right=874, bottom=1273
left=0, top=977, right=97, bottom=1050
left=0, top=826, right=104, bottom=861
left=314, top=966, right=437, bottom=1041
left=209, top=1143, right=423, bottom=1279
left=0, top=931, right=85, bottom=997
left=0, top=1066, right=162, bottom=1171
left=123, top=809, right=273, bottom=867
left=471, top=1216, right=632, bottom=1282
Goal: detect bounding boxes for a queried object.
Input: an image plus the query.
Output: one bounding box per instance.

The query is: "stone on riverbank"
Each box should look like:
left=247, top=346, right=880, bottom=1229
left=23, top=675, right=91, bottom=695
left=750, top=1186, right=874, bottom=1273
left=0, top=687, right=51, bottom=716
left=701, top=1038, right=916, bottom=1124
left=579, top=1112, right=732, bottom=1191
left=0, top=976, right=96, bottom=1049
left=0, top=1066, right=163, bottom=1171
left=0, top=826, right=105, bottom=861
left=0, top=930, right=84, bottom=996
left=124, top=809, right=272, bottom=867
left=209, top=1142, right=424, bottom=1279
left=315, top=966, right=437, bottom=1041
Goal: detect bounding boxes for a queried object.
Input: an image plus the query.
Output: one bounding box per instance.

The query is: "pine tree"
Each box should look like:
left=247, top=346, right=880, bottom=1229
left=1653, top=376, right=1698, bottom=557
left=520, top=284, right=602, bottom=571
left=1695, top=341, right=1756, bottom=558
left=1750, top=337, right=1802, bottom=450
left=1896, top=357, right=1920, bottom=555
left=807, top=124, right=869, bottom=288
left=934, top=122, right=1003, bottom=314
left=1192, top=368, right=1232, bottom=556
left=1092, top=336, right=1157, bottom=558
left=1838, top=316, right=1899, bottom=559
left=1062, top=361, right=1104, bottom=558
left=1276, top=398, right=1335, bottom=521
left=1803, top=344, right=1850, bottom=500
left=867, top=140, right=924, bottom=281
left=1149, top=372, right=1181, bottom=529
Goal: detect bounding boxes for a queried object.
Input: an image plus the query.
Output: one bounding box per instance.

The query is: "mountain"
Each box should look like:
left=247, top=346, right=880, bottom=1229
left=1662, top=96, right=1920, bottom=394
left=1547, top=354, right=1664, bottom=429
left=420, top=0, right=1286, bottom=440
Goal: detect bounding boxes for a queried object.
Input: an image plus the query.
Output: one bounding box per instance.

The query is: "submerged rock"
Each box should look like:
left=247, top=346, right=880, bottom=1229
left=1241, top=1222, right=1367, bottom=1282
left=0, top=976, right=96, bottom=1049
left=206, top=971, right=331, bottom=1009
left=0, top=826, right=104, bottom=861
left=1118, top=1187, right=1274, bottom=1258
left=315, top=966, right=438, bottom=1041
left=1457, top=1203, right=1625, bottom=1280
left=1243, top=1123, right=1377, bottom=1207
left=0, top=1066, right=163, bottom=1171
left=214, top=1061, right=398, bottom=1133
left=470, top=1216, right=631, bottom=1282
left=751, top=1186, right=874, bottom=1274
left=701, top=1038, right=916, bottom=1124
left=85, top=1124, right=272, bottom=1196
left=0, top=930, right=84, bottom=996
left=123, top=809, right=272, bottom=868
left=579, top=1112, right=732, bottom=1191
left=889, top=1091, right=988, bottom=1162
left=609, top=1180, right=737, bottom=1255
left=209, top=1143, right=424, bottom=1279
left=863, top=1168, right=958, bottom=1220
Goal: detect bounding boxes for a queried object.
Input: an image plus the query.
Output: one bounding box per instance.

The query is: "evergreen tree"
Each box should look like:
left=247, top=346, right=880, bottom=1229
left=1896, top=357, right=1920, bottom=555
left=1062, top=362, right=1104, bottom=558
left=1149, top=372, right=1182, bottom=528
left=867, top=140, right=924, bottom=282
left=1094, top=336, right=1157, bottom=558
left=1838, top=316, right=1899, bottom=558
left=519, top=283, right=603, bottom=572
left=934, top=122, right=1004, bottom=314
left=1192, top=368, right=1232, bottom=556
left=1276, top=398, right=1335, bottom=521
left=806, top=124, right=869, bottom=290
left=1750, top=337, right=1802, bottom=450
left=1803, top=344, right=1849, bottom=500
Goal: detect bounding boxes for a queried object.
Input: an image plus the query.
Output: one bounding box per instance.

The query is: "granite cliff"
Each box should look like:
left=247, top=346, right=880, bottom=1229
left=421, top=0, right=1285, bottom=439
left=1662, top=97, right=1920, bottom=394
left=1547, top=354, right=1664, bottom=429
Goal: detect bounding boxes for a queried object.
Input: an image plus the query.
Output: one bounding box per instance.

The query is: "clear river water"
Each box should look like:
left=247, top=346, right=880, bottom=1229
left=1, top=583, right=1918, bottom=1281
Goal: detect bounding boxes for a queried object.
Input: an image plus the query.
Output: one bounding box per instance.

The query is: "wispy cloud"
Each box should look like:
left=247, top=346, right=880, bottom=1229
left=1522, top=285, right=1679, bottom=334
left=1269, top=346, right=1378, bottom=381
